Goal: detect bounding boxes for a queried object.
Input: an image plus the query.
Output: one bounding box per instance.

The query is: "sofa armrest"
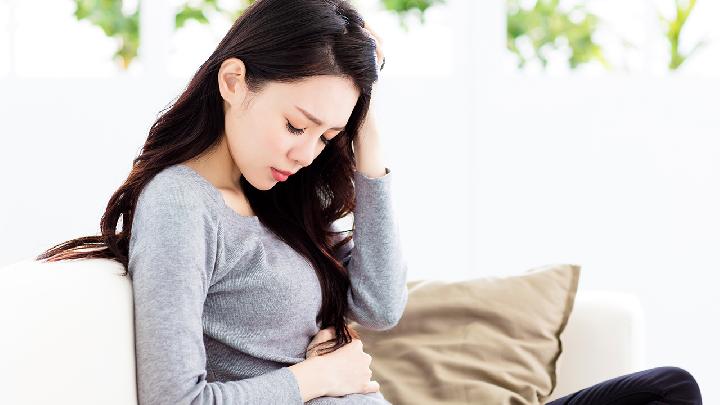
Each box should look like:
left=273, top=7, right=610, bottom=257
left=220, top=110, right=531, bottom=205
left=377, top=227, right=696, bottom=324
left=546, top=290, right=646, bottom=402
left=0, top=258, right=138, bottom=405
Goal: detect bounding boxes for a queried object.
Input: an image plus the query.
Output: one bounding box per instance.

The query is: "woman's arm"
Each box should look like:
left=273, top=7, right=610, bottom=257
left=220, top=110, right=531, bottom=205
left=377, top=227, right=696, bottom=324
left=129, top=172, right=305, bottom=405
left=333, top=167, right=409, bottom=331
left=288, top=356, right=330, bottom=402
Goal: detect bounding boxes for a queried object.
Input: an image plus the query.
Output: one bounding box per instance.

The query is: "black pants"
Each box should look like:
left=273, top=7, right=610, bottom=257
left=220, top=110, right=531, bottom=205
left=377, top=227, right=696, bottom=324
left=546, top=366, right=702, bottom=405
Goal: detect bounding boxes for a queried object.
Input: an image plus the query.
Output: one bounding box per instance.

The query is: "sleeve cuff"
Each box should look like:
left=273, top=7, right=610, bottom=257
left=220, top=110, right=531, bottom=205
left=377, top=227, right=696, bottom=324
left=355, top=167, right=391, bottom=181
left=353, top=168, right=393, bottom=216
left=263, top=367, right=304, bottom=404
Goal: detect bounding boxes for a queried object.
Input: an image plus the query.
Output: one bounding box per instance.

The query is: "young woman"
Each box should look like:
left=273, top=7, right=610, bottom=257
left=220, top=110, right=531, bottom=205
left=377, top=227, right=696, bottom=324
left=36, top=0, right=701, bottom=404
left=38, top=0, right=404, bottom=403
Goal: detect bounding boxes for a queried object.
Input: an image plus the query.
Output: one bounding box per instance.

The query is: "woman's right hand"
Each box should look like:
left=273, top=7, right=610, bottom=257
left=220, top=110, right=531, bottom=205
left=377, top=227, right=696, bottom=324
left=319, top=338, right=380, bottom=397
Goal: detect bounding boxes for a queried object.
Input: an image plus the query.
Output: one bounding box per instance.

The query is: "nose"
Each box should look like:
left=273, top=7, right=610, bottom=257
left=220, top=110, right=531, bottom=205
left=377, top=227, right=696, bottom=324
left=288, top=132, right=321, bottom=168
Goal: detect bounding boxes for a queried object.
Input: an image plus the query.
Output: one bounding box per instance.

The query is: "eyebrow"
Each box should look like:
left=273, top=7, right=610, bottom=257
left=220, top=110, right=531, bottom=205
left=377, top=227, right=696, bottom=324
left=295, top=105, right=346, bottom=131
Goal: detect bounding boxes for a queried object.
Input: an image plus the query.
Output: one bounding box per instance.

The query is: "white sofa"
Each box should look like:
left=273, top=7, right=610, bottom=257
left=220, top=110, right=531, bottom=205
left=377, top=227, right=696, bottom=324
left=0, top=258, right=646, bottom=404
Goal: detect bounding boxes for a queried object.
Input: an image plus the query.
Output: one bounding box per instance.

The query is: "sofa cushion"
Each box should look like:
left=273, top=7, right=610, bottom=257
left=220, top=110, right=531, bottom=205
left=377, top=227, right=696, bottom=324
left=349, top=263, right=581, bottom=405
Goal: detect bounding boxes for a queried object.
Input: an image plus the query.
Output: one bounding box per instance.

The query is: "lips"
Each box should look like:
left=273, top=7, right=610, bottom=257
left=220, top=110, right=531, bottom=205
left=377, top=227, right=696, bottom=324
left=271, top=167, right=292, bottom=182
left=273, top=168, right=293, bottom=176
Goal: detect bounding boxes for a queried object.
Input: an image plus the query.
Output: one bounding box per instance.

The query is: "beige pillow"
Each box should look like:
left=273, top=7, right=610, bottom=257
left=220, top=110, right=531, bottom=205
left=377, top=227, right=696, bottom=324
left=350, top=263, right=581, bottom=405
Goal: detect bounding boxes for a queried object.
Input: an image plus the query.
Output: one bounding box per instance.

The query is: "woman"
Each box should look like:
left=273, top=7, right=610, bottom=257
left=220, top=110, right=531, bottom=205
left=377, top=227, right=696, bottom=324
left=39, top=0, right=403, bottom=403
left=36, top=0, right=701, bottom=404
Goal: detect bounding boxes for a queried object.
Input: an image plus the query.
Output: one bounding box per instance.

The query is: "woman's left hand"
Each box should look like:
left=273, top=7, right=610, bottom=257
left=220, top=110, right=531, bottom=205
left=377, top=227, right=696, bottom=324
left=305, top=326, right=361, bottom=359
left=305, top=327, right=336, bottom=359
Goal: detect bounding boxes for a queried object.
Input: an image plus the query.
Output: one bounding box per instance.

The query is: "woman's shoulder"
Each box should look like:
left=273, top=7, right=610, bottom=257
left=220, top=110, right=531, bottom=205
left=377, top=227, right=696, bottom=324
left=128, top=165, right=223, bottom=281
left=137, top=164, right=223, bottom=217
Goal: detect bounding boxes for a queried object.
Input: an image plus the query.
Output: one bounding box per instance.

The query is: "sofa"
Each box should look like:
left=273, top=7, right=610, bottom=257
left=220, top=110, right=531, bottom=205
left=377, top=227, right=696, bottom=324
left=0, top=258, right=646, bottom=404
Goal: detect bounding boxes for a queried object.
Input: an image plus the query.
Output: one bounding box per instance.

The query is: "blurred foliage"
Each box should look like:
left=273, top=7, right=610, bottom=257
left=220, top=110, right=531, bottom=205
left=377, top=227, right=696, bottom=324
left=660, top=0, right=705, bottom=70
left=380, top=0, right=446, bottom=30
left=73, top=0, right=445, bottom=70
left=506, top=0, right=609, bottom=70
left=175, top=0, right=252, bottom=29
left=73, top=0, right=139, bottom=69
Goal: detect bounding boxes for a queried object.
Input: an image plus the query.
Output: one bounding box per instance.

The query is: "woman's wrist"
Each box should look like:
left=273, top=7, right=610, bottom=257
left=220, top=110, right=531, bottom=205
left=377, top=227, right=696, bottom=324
left=288, top=356, right=329, bottom=402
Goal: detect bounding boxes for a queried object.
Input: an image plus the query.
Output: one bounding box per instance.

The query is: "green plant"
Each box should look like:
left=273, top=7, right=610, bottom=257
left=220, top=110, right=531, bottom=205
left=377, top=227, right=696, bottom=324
left=380, top=0, right=446, bottom=30
left=73, top=0, right=139, bottom=69
left=506, top=0, right=609, bottom=70
left=72, top=0, right=253, bottom=69
left=73, top=0, right=445, bottom=70
left=175, top=0, right=252, bottom=30
left=660, top=0, right=706, bottom=70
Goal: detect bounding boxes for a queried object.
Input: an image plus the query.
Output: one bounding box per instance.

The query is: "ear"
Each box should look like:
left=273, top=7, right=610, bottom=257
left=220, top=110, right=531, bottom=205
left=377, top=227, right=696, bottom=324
left=218, top=58, right=249, bottom=107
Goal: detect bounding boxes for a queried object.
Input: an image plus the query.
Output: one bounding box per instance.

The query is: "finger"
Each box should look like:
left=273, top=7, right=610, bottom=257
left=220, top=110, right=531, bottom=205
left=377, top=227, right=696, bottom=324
left=362, top=22, right=382, bottom=42
left=347, top=324, right=360, bottom=339
left=360, top=27, right=377, bottom=45
left=364, top=29, right=382, bottom=46
left=360, top=27, right=383, bottom=50
left=363, top=380, right=380, bottom=393
left=361, top=29, right=384, bottom=69
left=313, top=328, right=333, bottom=342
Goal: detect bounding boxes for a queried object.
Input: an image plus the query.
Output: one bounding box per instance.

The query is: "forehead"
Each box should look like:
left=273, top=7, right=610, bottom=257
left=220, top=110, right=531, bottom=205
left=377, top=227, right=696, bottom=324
left=263, top=75, right=360, bottom=126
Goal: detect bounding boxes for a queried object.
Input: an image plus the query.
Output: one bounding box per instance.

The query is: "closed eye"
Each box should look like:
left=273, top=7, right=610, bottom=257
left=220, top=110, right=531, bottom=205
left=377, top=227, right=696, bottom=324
left=286, top=121, right=304, bottom=135
left=286, top=120, right=330, bottom=146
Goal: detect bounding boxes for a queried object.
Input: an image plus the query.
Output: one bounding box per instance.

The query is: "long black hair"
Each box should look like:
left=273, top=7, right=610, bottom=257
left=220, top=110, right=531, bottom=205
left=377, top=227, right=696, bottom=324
left=36, top=0, right=380, bottom=354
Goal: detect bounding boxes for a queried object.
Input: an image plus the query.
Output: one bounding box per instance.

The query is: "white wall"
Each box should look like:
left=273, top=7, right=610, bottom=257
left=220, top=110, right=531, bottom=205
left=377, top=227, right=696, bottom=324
left=470, top=73, right=719, bottom=402
left=1, top=0, right=718, bottom=403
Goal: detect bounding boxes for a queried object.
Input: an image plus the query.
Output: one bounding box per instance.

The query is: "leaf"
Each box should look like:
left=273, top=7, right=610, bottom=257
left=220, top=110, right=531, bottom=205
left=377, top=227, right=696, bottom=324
left=72, top=0, right=442, bottom=69
left=176, top=6, right=208, bottom=29
left=506, top=0, right=607, bottom=70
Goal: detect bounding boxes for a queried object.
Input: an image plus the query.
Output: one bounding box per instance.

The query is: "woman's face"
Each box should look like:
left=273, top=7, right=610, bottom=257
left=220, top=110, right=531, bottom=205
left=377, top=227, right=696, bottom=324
left=220, top=61, right=360, bottom=191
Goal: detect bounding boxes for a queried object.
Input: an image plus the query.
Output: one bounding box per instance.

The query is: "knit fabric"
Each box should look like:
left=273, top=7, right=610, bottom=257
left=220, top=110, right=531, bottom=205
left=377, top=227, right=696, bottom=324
left=128, top=163, right=408, bottom=404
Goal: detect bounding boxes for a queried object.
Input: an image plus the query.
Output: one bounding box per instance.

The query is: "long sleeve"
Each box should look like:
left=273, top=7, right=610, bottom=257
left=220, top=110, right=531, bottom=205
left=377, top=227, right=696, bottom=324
left=128, top=175, right=303, bottom=405
left=340, top=168, right=409, bottom=331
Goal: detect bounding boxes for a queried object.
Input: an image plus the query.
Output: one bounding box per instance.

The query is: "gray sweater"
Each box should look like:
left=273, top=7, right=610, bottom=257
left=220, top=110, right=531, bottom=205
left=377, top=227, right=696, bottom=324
left=128, top=163, right=408, bottom=405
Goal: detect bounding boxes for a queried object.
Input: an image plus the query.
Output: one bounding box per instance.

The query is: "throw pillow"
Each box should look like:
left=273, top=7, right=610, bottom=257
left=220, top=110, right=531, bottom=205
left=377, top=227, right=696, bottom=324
left=350, top=263, right=581, bottom=405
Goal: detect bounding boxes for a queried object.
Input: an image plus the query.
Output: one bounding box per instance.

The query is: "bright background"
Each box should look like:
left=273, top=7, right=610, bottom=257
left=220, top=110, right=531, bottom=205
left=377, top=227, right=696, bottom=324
left=1, top=0, right=718, bottom=402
